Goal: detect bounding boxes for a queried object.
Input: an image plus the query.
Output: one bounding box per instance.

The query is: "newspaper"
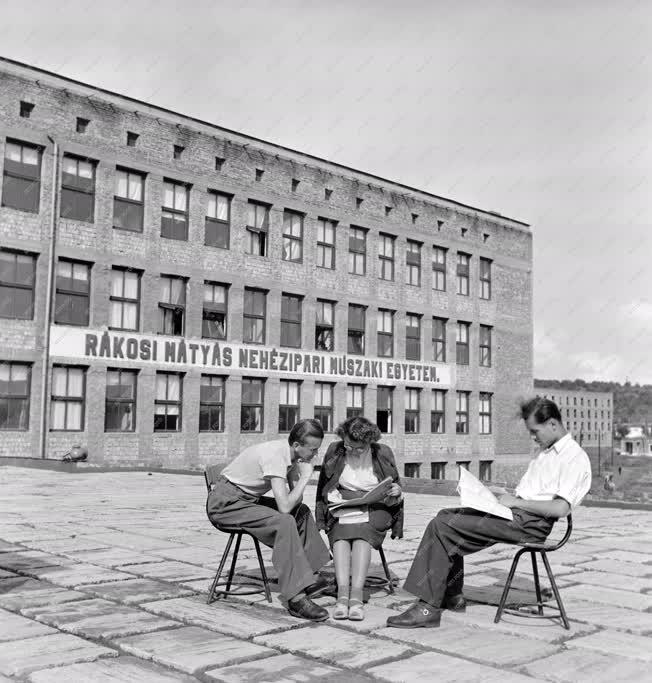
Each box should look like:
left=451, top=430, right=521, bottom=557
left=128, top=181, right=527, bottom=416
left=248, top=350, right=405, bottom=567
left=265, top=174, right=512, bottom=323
left=327, top=476, right=393, bottom=511
left=457, top=468, right=513, bottom=521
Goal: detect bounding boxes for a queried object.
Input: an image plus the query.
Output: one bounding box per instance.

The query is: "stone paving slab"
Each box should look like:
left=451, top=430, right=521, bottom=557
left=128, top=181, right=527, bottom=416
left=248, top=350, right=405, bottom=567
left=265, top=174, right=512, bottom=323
left=67, top=547, right=165, bottom=567
left=27, top=655, right=199, bottom=682
left=124, top=561, right=214, bottom=582
left=559, top=584, right=652, bottom=612
left=0, top=632, right=116, bottom=676
left=369, top=651, right=541, bottom=682
left=561, top=600, right=652, bottom=634
left=574, top=558, right=652, bottom=578
left=0, top=585, right=89, bottom=611
left=522, top=650, right=652, bottom=682
left=142, top=596, right=308, bottom=637
left=0, top=607, right=56, bottom=641
left=78, top=577, right=195, bottom=604
left=115, top=625, right=277, bottom=674
left=565, top=628, right=652, bottom=662
left=0, top=571, right=15, bottom=580
left=254, top=625, right=413, bottom=668
left=33, top=564, right=137, bottom=587
left=205, top=652, right=374, bottom=682
left=561, top=570, right=652, bottom=593
left=0, top=550, right=74, bottom=572
left=375, top=624, right=560, bottom=666
left=22, top=598, right=180, bottom=639
left=599, top=549, right=652, bottom=564
left=22, top=537, right=113, bottom=554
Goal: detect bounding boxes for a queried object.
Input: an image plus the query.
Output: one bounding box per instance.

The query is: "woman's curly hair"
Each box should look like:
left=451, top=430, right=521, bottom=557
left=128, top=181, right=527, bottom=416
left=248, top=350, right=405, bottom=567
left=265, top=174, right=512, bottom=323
left=335, top=416, right=381, bottom=444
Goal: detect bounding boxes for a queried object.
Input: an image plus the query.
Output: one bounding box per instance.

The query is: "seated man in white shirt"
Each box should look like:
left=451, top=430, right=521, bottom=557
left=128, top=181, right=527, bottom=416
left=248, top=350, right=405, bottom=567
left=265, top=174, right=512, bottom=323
left=387, top=396, right=591, bottom=629
left=206, top=419, right=331, bottom=622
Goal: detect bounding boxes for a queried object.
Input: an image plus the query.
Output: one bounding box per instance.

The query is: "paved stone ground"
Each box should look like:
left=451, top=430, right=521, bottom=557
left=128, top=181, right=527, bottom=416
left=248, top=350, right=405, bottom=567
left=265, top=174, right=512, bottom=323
left=1, top=467, right=652, bottom=682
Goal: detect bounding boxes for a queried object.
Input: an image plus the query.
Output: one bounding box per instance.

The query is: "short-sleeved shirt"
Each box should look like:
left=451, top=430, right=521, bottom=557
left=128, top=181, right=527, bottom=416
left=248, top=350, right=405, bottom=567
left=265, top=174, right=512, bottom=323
left=221, top=439, right=292, bottom=496
left=515, top=433, right=591, bottom=507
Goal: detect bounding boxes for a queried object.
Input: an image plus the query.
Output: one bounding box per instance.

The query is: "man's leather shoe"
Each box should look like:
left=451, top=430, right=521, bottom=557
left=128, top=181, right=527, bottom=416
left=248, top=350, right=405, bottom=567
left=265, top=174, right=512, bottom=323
left=304, top=575, right=330, bottom=599
left=287, top=595, right=329, bottom=622
left=442, top=593, right=466, bottom=612
left=386, top=601, right=441, bottom=629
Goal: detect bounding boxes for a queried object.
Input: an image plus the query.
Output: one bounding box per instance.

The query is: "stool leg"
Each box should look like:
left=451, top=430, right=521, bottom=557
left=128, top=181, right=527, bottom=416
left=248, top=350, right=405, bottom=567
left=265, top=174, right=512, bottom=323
left=225, top=533, right=242, bottom=593
left=541, top=551, right=570, bottom=630
left=530, top=552, right=544, bottom=616
left=208, top=533, right=235, bottom=604
left=495, top=548, right=524, bottom=623
left=378, top=546, right=394, bottom=594
left=253, top=537, right=272, bottom=603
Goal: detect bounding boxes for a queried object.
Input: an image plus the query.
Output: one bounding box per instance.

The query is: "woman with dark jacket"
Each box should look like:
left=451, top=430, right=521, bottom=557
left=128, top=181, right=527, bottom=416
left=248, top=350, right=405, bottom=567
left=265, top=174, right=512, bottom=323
left=315, top=416, right=403, bottom=621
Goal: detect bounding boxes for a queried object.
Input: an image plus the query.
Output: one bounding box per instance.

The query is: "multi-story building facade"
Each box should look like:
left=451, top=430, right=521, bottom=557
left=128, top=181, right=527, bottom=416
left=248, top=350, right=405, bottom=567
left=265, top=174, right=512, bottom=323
left=0, top=58, right=534, bottom=483
left=534, top=382, right=613, bottom=450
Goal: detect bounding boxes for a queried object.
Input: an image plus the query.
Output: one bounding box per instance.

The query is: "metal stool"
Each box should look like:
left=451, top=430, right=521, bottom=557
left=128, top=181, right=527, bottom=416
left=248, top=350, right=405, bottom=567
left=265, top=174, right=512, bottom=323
left=495, top=514, right=573, bottom=629
left=204, top=469, right=272, bottom=604
left=364, top=545, right=395, bottom=594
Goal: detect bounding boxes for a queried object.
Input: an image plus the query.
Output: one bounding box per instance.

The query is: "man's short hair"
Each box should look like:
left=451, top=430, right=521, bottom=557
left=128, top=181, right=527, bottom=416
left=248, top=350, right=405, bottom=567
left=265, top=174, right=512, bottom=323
left=288, top=418, right=324, bottom=445
left=520, top=396, right=562, bottom=423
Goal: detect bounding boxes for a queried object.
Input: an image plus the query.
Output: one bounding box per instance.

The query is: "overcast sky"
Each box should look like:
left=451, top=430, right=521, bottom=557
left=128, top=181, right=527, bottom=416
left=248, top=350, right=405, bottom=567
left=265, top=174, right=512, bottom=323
left=2, top=0, right=650, bottom=384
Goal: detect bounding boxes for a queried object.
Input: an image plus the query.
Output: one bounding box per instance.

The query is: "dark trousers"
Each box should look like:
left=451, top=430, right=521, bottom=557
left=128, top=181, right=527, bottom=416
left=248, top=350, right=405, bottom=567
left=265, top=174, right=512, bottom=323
left=403, top=507, right=554, bottom=608
left=206, top=476, right=330, bottom=601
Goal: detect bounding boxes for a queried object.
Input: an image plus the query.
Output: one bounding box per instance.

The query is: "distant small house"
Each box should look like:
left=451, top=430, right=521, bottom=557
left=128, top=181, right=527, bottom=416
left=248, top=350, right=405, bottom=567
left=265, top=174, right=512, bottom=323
left=621, top=427, right=652, bottom=456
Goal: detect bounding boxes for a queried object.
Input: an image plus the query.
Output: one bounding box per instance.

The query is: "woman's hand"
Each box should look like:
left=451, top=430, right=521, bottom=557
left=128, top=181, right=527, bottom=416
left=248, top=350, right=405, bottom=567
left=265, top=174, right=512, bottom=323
left=387, top=483, right=402, bottom=498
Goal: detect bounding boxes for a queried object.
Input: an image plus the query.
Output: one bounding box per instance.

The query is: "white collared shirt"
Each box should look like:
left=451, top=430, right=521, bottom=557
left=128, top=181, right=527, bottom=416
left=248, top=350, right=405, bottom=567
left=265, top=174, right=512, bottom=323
left=515, top=433, right=592, bottom=507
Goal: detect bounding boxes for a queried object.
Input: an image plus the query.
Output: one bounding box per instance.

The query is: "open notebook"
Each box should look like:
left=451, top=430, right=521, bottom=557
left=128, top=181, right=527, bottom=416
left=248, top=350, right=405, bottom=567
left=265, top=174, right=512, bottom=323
left=327, top=476, right=393, bottom=511
left=457, top=468, right=513, bottom=521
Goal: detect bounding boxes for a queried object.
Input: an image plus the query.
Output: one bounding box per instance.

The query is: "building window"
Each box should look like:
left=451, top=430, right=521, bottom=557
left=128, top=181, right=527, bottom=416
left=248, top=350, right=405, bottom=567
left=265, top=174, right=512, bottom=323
left=127, top=131, right=139, bottom=147
left=20, top=101, right=34, bottom=118
left=456, top=321, right=470, bottom=365
left=432, top=317, right=447, bottom=362
left=431, top=389, right=446, bottom=433
left=457, top=461, right=470, bottom=478
left=317, top=218, right=336, bottom=269
left=50, top=366, right=85, bottom=431
left=480, top=258, right=492, bottom=299
left=347, top=384, right=364, bottom=419
left=405, top=388, right=420, bottom=433
left=378, top=233, right=395, bottom=281
left=432, top=246, right=447, bottom=291
left=105, top=369, right=137, bottom=432
left=406, top=314, right=421, bottom=361
left=456, top=391, right=470, bottom=434
left=479, top=392, right=492, bottom=434
left=348, top=226, right=367, bottom=275
left=0, top=361, right=30, bottom=430
left=61, top=155, right=96, bottom=222
left=2, top=140, right=42, bottom=212
left=479, top=325, right=492, bottom=367
left=205, top=191, right=231, bottom=249
left=347, top=304, right=366, bottom=354
left=246, top=201, right=269, bottom=256
left=243, top=288, right=266, bottom=344
left=54, top=259, right=90, bottom=326
left=113, top=168, right=144, bottom=232
left=377, top=309, right=394, bottom=358
left=377, top=386, right=393, bottom=433
left=281, top=294, right=302, bottom=348
left=431, top=462, right=446, bottom=480
left=282, top=210, right=303, bottom=262
left=0, top=250, right=36, bottom=320
left=154, top=372, right=182, bottom=431
left=110, top=268, right=140, bottom=331
left=241, top=378, right=264, bottom=431
left=158, top=275, right=186, bottom=336
left=161, top=180, right=189, bottom=240
left=76, top=117, right=90, bottom=133
left=406, top=240, right=422, bottom=286
left=404, top=463, right=420, bottom=478
left=315, top=299, right=334, bottom=351
left=199, top=375, right=225, bottom=432
left=457, top=252, right=470, bottom=296
left=202, top=282, right=228, bottom=339
left=314, top=382, right=333, bottom=432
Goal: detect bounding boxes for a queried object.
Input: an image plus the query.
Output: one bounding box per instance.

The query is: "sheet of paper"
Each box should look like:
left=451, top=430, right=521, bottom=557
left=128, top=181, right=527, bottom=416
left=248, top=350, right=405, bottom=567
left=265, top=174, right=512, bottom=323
left=457, top=468, right=514, bottom=521
left=327, top=476, right=393, bottom=510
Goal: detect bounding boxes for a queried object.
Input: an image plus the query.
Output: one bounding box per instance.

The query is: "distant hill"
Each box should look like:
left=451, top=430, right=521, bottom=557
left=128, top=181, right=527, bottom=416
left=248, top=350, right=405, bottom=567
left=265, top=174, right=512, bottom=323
left=534, top=379, right=652, bottom=427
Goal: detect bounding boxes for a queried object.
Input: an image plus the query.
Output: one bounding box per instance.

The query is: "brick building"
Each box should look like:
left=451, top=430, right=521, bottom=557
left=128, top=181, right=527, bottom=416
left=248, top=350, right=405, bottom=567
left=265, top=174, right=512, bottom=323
left=0, top=57, right=535, bottom=483
left=534, top=382, right=613, bottom=455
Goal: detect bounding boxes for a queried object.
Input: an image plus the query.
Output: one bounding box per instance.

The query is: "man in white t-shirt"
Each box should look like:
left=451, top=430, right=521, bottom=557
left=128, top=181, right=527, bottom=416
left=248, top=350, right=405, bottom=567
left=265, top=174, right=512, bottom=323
left=387, top=397, right=591, bottom=629
left=206, top=419, right=331, bottom=622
